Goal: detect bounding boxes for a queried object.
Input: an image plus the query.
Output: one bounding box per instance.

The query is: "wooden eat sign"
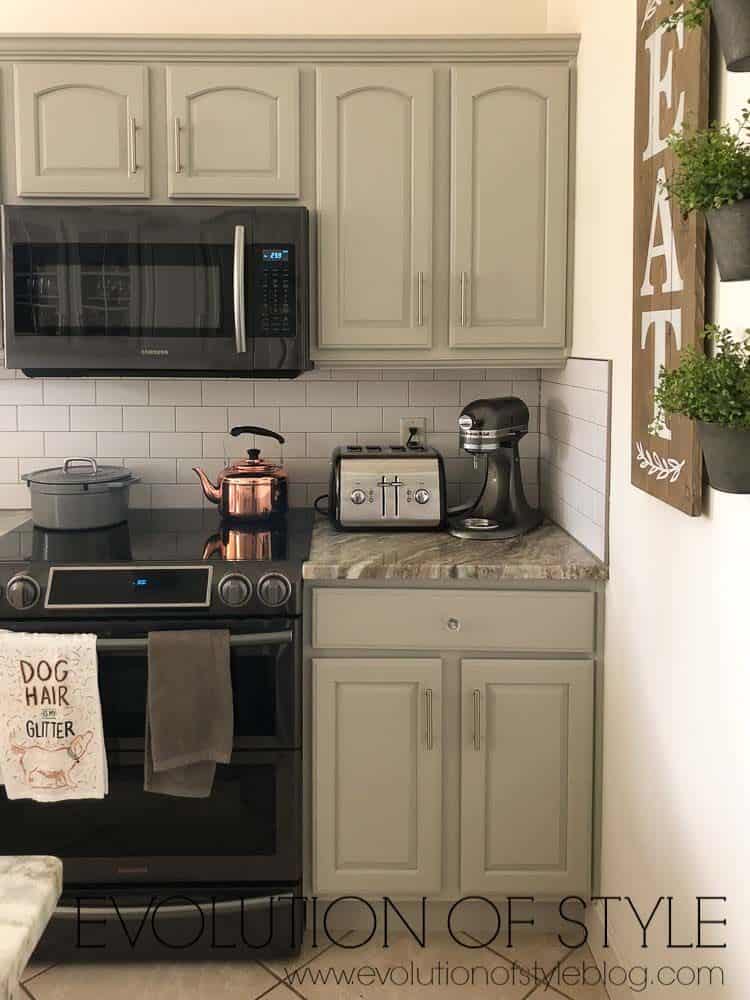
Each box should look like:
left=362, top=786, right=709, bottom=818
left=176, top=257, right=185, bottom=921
left=632, top=0, right=709, bottom=515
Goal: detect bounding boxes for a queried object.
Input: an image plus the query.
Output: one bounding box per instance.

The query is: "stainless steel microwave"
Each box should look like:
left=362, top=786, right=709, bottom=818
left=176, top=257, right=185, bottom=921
left=2, top=206, right=311, bottom=377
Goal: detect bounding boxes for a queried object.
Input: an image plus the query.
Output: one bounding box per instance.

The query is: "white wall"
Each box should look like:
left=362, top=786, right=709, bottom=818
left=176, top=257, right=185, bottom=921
left=0, top=0, right=547, bottom=35
left=546, top=0, right=749, bottom=994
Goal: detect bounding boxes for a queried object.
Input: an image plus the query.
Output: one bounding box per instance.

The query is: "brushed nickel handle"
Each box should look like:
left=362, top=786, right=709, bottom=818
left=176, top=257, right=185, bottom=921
left=174, top=116, right=182, bottom=173
left=425, top=687, right=434, bottom=751
left=446, top=617, right=461, bottom=632
left=473, top=689, right=481, bottom=751
left=417, top=271, right=424, bottom=327
left=233, top=225, right=247, bottom=354
left=128, top=115, right=137, bottom=175
left=460, top=272, right=468, bottom=327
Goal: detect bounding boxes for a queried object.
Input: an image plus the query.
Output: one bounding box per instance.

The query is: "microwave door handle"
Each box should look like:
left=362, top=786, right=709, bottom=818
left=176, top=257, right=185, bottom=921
left=96, top=631, right=292, bottom=652
left=233, top=224, right=247, bottom=354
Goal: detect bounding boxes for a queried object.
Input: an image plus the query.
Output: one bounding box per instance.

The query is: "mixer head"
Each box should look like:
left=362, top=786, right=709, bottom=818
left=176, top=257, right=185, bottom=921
left=457, top=396, right=530, bottom=453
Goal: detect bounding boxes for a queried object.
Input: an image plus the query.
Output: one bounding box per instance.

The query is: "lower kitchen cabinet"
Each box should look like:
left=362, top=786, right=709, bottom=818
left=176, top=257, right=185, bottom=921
left=461, top=659, right=593, bottom=897
left=313, top=658, right=443, bottom=895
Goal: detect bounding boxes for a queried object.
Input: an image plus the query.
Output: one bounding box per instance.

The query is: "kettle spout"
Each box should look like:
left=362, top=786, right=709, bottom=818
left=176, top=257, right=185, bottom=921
left=193, top=466, right=221, bottom=504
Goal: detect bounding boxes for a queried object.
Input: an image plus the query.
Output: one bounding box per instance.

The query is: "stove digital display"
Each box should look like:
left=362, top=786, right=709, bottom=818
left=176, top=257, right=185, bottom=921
left=45, top=566, right=212, bottom=609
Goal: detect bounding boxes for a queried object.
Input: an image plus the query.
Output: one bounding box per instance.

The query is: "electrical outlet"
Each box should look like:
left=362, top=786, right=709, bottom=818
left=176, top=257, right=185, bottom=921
left=400, top=417, right=427, bottom=448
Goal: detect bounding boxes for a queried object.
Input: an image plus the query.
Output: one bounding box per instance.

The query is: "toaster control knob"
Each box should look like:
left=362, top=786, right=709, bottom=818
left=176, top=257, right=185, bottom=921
left=6, top=575, right=41, bottom=611
left=414, top=488, right=431, bottom=505
left=258, top=573, right=292, bottom=608
left=350, top=489, right=367, bottom=505
left=218, top=573, right=252, bottom=608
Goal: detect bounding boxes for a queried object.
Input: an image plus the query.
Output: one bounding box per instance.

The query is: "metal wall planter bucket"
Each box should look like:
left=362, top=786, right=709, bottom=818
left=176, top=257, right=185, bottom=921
left=713, top=0, right=750, bottom=72
left=697, top=421, right=750, bottom=493
left=706, top=198, right=750, bottom=281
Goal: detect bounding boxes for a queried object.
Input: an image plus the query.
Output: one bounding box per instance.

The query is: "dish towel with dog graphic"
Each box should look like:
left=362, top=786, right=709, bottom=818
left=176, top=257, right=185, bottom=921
left=0, top=631, right=108, bottom=801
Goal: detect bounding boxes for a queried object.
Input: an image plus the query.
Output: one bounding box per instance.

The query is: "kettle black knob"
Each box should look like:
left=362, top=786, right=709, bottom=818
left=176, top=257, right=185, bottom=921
left=246, top=449, right=261, bottom=460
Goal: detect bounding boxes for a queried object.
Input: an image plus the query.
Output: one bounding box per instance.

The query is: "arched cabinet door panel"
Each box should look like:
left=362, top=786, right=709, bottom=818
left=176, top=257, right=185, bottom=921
left=13, top=62, right=149, bottom=198
left=166, top=65, right=299, bottom=198
left=450, top=64, right=570, bottom=350
left=316, top=66, right=434, bottom=350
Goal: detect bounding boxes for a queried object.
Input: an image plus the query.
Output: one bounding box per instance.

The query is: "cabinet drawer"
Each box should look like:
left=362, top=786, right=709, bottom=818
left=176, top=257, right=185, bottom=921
left=313, top=588, right=595, bottom=653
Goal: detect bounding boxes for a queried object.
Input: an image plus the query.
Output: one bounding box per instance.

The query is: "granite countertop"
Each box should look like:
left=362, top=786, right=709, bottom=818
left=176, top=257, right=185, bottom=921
left=0, top=856, right=61, bottom=1000
left=304, top=516, right=608, bottom=582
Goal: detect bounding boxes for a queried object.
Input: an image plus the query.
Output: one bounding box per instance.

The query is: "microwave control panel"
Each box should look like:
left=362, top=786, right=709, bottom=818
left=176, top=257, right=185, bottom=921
left=252, top=245, right=295, bottom=339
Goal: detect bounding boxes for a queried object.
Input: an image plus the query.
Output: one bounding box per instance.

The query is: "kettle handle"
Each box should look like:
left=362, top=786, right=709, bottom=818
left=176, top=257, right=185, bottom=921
left=230, top=425, right=285, bottom=446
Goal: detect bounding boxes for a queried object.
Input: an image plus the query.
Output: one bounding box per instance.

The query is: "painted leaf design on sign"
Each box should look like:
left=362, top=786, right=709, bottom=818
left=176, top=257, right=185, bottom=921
left=635, top=441, right=686, bottom=483
left=641, top=0, right=664, bottom=29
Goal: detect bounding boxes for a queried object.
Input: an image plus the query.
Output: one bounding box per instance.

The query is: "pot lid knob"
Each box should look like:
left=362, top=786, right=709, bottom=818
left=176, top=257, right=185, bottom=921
left=247, top=448, right=261, bottom=461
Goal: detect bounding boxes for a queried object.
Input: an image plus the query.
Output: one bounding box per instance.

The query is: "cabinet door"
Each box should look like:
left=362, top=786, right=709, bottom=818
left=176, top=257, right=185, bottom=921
left=316, top=66, right=434, bottom=350
left=450, top=64, right=569, bottom=350
left=314, top=658, right=442, bottom=895
left=13, top=63, right=149, bottom=198
left=461, top=659, right=593, bottom=897
left=166, top=65, right=299, bottom=198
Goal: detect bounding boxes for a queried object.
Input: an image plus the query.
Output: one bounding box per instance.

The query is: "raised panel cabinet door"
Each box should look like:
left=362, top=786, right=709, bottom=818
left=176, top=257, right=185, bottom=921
left=316, top=66, right=434, bottom=349
left=13, top=63, right=149, bottom=198
left=313, top=658, right=442, bottom=895
left=166, top=65, right=300, bottom=198
left=450, top=64, right=570, bottom=350
left=461, top=659, right=593, bottom=897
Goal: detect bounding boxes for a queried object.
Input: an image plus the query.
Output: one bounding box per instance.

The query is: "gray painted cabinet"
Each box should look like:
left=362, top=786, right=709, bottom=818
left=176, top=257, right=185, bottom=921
left=13, top=62, right=149, bottom=198
left=450, top=65, right=570, bottom=351
left=313, top=657, right=443, bottom=895
left=461, top=658, right=593, bottom=897
left=316, top=66, right=434, bottom=350
left=166, top=65, right=300, bottom=198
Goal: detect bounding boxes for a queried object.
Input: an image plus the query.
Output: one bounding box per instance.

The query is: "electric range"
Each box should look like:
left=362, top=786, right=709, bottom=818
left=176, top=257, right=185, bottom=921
left=0, top=508, right=314, bottom=957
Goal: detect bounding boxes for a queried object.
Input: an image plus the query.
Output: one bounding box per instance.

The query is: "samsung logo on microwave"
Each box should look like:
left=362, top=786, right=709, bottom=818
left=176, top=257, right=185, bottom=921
left=140, top=348, right=169, bottom=357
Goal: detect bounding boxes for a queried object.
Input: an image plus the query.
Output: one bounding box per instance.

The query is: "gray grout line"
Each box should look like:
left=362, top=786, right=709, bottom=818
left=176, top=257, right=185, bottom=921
left=20, top=961, right=61, bottom=986
left=255, top=928, right=354, bottom=999
left=19, top=982, right=38, bottom=1000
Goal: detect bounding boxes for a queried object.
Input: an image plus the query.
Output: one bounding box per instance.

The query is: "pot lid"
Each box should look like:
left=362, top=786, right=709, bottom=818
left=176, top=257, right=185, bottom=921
left=223, top=449, right=287, bottom=479
left=22, top=457, right=135, bottom=489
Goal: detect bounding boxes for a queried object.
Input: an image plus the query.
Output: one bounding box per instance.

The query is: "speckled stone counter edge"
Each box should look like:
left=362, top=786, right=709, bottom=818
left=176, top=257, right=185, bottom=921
left=0, top=856, right=62, bottom=1000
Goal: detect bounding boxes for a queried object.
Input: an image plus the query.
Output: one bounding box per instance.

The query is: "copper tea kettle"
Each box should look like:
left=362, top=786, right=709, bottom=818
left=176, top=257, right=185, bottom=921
left=193, top=426, right=288, bottom=522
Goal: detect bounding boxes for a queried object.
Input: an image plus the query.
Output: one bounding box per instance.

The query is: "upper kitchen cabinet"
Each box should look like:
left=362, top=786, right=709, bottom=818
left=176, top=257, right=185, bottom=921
left=165, top=65, right=300, bottom=198
left=450, top=64, right=570, bottom=352
left=13, top=63, right=149, bottom=198
left=316, top=66, right=434, bottom=350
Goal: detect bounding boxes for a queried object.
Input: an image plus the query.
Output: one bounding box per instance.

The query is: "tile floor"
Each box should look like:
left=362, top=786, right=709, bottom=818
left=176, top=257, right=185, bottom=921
left=20, top=930, right=610, bottom=999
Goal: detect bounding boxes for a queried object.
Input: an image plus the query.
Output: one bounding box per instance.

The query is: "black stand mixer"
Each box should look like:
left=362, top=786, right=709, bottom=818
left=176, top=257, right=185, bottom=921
left=448, top=396, right=544, bottom=540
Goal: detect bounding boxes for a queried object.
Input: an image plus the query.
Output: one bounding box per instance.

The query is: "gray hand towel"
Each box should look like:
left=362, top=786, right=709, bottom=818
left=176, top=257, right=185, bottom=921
left=145, top=629, right=233, bottom=798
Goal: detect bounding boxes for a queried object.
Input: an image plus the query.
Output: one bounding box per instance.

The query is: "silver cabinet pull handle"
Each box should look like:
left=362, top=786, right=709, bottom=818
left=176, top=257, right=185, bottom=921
left=127, top=116, right=137, bottom=175
left=417, top=271, right=424, bottom=327
left=425, top=687, right=434, bottom=751
left=460, top=272, right=468, bottom=327
left=174, top=116, right=182, bottom=174
left=233, top=225, right=247, bottom=354
left=473, top=689, right=481, bottom=751
left=446, top=617, right=461, bottom=632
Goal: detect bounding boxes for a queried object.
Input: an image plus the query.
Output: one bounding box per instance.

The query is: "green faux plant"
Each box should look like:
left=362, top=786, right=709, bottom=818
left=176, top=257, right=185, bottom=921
left=651, top=325, right=750, bottom=432
left=662, top=105, right=750, bottom=215
left=661, top=0, right=712, bottom=31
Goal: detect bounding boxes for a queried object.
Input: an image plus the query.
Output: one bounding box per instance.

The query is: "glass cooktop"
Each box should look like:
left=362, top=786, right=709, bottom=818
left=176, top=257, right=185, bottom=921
left=0, top=508, right=315, bottom=566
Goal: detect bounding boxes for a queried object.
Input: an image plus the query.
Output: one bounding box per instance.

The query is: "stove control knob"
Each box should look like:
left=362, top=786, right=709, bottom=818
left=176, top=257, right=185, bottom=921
left=258, top=573, right=292, bottom=608
left=350, top=489, right=367, bottom=505
left=218, top=573, right=252, bottom=608
left=6, top=575, right=41, bottom=611
left=414, top=488, right=431, bottom=505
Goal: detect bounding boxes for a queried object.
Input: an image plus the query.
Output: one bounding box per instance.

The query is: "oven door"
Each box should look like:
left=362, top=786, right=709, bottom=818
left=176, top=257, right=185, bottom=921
left=0, top=618, right=302, bottom=885
left=3, top=205, right=309, bottom=377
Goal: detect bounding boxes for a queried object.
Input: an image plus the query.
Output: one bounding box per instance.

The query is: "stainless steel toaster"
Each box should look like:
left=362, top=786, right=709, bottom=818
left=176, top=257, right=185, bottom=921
left=329, top=445, right=447, bottom=530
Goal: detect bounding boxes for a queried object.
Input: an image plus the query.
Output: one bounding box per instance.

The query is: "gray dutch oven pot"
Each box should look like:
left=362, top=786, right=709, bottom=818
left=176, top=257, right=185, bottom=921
left=22, top=457, right=140, bottom=530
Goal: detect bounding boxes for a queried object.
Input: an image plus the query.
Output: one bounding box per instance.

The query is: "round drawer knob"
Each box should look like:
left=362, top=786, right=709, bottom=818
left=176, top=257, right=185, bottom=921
left=446, top=617, right=461, bottom=632
left=6, top=575, right=41, bottom=611
left=218, top=573, right=252, bottom=608
left=350, top=489, right=367, bottom=505
left=414, top=488, right=431, bottom=505
left=258, top=573, right=292, bottom=608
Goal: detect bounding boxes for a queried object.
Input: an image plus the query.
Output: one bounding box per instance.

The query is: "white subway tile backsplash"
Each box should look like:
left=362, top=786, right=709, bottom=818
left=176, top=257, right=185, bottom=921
left=128, top=484, right=152, bottom=509
left=357, top=381, right=408, bottom=405
left=43, top=380, right=96, bottom=404
left=43, top=431, right=97, bottom=457
left=281, top=407, right=330, bottom=432
left=202, top=380, right=254, bottom=405
left=1, top=381, right=44, bottom=404
left=0, top=407, right=18, bottom=431
left=254, top=381, right=306, bottom=406
left=0, top=484, right=31, bottom=509
left=228, top=406, right=279, bottom=430
left=150, top=432, right=203, bottom=458
left=202, top=433, right=239, bottom=459
left=71, top=406, right=123, bottom=432
left=17, top=405, right=68, bottom=431
left=460, top=380, right=512, bottom=405
left=96, top=380, right=149, bottom=405
left=175, top=407, right=227, bottom=432
left=383, top=369, right=433, bottom=380
left=0, top=459, right=20, bottom=482
left=544, top=358, right=610, bottom=393
left=149, top=380, right=203, bottom=405
left=306, top=381, right=357, bottom=406
left=126, top=458, right=178, bottom=484
left=124, top=407, right=176, bottom=432
left=330, top=368, right=381, bottom=381
left=151, top=484, right=205, bottom=509
left=284, top=458, right=333, bottom=483
left=432, top=407, right=462, bottom=432
left=409, top=381, right=459, bottom=405
left=177, top=458, right=225, bottom=485
left=96, top=432, right=149, bottom=458
left=306, top=433, right=345, bottom=458
left=541, top=407, right=608, bottom=460
left=332, top=407, right=381, bottom=432
left=541, top=380, right=609, bottom=427
left=436, top=368, right=485, bottom=381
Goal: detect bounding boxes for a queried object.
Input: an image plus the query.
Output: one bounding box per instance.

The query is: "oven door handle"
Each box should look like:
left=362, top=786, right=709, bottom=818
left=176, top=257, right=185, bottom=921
left=96, top=630, right=293, bottom=652
left=54, top=894, right=289, bottom=921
